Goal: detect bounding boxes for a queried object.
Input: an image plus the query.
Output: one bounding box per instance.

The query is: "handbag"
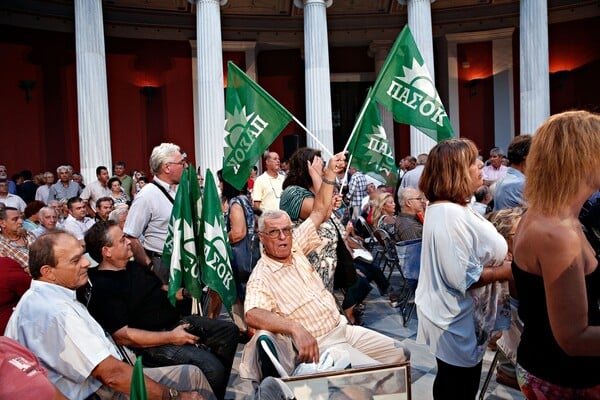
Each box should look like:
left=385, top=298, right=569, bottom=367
left=333, top=223, right=357, bottom=289
left=229, top=196, right=260, bottom=283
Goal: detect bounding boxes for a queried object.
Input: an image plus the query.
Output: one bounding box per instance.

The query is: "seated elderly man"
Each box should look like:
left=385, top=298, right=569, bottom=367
left=239, top=151, right=409, bottom=382
left=395, top=187, right=426, bottom=242
left=5, top=231, right=213, bottom=400
left=0, top=205, right=37, bottom=270
left=31, top=206, right=59, bottom=238
left=84, top=221, right=238, bottom=400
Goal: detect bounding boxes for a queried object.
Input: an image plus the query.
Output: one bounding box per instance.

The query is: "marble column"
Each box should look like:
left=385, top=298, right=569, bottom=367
left=74, top=0, right=112, bottom=185
left=190, top=40, right=256, bottom=172
left=399, top=0, right=437, bottom=156
left=369, top=40, right=395, bottom=157
left=520, top=0, right=549, bottom=135
left=294, top=0, right=334, bottom=155
left=190, top=0, right=227, bottom=174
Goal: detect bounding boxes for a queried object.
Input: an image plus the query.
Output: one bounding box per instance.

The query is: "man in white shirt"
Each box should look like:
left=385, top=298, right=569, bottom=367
left=81, top=166, right=111, bottom=218
left=0, top=179, right=26, bottom=212
left=62, top=197, right=95, bottom=244
left=124, top=142, right=187, bottom=284
left=34, top=171, right=54, bottom=204
left=253, top=152, right=285, bottom=211
left=482, top=147, right=508, bottom=186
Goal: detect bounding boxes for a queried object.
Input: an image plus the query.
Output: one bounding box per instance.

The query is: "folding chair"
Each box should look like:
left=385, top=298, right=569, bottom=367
left=373, top=228, right=400, bottom=282
left=394, top=239, right=422, bottom=326
left=354, top=216, right=377, bottom=252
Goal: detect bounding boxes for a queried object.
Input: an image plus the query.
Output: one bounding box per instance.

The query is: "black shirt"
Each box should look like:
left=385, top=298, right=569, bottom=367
left=512, top=261, right=600, bottom=388
left=87, top=261, right=181, bottom=334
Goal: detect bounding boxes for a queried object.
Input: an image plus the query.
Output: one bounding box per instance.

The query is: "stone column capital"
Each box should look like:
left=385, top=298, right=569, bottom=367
left=397, top=0, right=434, bottom=5
left=188, top=0, right=228, bottom=6
left=368, top=40, right=393, bottom=61
left=294, top=0, right=333, bottom=9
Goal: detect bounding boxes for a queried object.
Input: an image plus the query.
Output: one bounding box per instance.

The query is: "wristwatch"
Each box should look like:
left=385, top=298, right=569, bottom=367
left=169, top=387, right=179, bottom=399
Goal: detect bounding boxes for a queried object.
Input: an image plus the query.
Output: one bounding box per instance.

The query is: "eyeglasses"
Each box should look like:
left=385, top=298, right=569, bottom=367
left=408, top=197, right=426, bottom=202
left=167, top=159, right=188, bottom=167
left=261, top=227, right=293, bottom=238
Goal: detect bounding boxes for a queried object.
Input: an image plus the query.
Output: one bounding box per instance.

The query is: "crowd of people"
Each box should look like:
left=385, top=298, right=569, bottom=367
left=1, top=109, right=600, bottom=399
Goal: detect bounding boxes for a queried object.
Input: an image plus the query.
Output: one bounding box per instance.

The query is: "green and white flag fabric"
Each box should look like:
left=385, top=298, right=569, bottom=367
left=130, top=356, right=148, bottom=400
left=371, top=25, right=454, bottom=142
left=162, top=164, right=203, bottom=306
left=223, top=61, right=293, bottom=190
left=347, top=91, right=399, bottom=186
left=199, top=169, right=237, bottom=312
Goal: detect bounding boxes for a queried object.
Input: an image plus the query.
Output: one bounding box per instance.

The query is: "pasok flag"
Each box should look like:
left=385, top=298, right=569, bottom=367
left=371, top=25, right=454, bottom=142
left=223, top=61, right=293, bottom=190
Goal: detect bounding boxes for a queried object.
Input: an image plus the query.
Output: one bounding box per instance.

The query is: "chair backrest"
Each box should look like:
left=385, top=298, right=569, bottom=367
left=354, top=216, right=376, bottom=247
left=395, top=239, right=422, bottom=281
left=374, top=228, right=398, bottom=263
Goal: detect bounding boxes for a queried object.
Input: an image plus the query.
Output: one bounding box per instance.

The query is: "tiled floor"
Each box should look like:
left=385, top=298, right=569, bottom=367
left=224, top=275, right=525, bottom=400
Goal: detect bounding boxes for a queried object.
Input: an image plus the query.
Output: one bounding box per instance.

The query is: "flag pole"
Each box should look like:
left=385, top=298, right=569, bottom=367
left=290, top=115, right=334, bottom=158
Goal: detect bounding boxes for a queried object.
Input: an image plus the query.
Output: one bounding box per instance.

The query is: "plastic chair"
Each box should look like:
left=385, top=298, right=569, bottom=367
left=394, top=239, right=422, bottom=326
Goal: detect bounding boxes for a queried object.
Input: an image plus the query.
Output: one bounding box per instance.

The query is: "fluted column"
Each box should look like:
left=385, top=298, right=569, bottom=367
left=294, top=0, right=334, bottom=154
left=369, top=40, right=395, bottom=156
left=190, top=0, right=227, bottom=174
left=520, top=0, right=549, bottom=135
left=74, top=0, right=112, bottom=184
left=400, top=0, right=437, bottom=155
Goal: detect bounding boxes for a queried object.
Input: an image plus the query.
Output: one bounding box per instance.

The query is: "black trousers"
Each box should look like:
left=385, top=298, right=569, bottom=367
left=433, top=357, right=483, bottom=400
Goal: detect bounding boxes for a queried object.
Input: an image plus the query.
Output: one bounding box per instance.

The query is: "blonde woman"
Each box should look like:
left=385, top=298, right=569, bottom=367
left=512, top=110, right=600, bottom=398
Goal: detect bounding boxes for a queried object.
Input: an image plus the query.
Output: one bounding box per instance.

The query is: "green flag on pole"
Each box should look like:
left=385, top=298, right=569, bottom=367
left=162, top=164, right=203, bottom=306
left=199, top=169, right=237, bottom=311
left=130, top=356, right=148, bottom=400
left=223, top=61, right=293, bottom=190
left=371, top=25, right=454, bottom=142
left=347, top=90, right=399, bottom=186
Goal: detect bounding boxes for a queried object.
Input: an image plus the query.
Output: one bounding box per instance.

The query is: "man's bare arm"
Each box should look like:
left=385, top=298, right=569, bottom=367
left=112, top=324, right=199, bottom=348
left=127, top=236, right=151, bottom=266
left=246, top=307, right=320, bottom=364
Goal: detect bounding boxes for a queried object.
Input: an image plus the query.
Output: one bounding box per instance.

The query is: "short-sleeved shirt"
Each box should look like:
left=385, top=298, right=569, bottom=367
left=0, top=231, right=36, bottom=269
left=35, top=185, right=51, bottom=204
left=5, top=280, right=121, bottom=399
left=87, top=261, right=180, bottom=334
left=81, top=180, right=111, bottom=212
left=493, top=167, right=526, bottom=211
left=124, top=176, right=176, bottom=253
left=252, top=172, right=284, bottom=211
left=244, top=218, right=341, bottom=338
left=48, top=181, right=81, bottom=202
left=0, top=194, right=26, bottom=212
left=482, top=164, right=508, bottom=184
left=415, top=202, right=508, bottom=367
left=62, top=214, right=95, bottom=241
left=0, top=337, right=55, bottom=399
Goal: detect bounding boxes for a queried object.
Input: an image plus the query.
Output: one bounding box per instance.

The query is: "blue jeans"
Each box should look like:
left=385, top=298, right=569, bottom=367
left=137, top=316, right=238, bottom=400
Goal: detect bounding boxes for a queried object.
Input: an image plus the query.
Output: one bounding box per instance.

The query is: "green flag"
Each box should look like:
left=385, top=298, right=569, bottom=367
left=371, top=25, right=454, bottom=142
left=347, top=91, right=399, bottom=186
left=162, top=164, right=203, bottom=306
left=199, top=169, right=237, bottom=311
left=130, top=356, right=148, bottom=400
left=223, top=61, right=293, bottom=190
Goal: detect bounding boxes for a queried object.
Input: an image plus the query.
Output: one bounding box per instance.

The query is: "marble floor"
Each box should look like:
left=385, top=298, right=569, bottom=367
left=223, top=274, right=525, bottom=400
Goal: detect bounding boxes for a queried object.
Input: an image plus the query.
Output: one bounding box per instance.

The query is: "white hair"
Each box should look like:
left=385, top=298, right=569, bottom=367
left=149, top=143, right=181, bottom=175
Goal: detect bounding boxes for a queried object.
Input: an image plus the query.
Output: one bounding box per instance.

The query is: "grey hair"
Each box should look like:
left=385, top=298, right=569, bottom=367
left=108, top=206, right=128, bottom=223
left=416, top=153, right=428, bottom=165
left=489, top=147, right=503, bottom=157
left=398, top=187, right=419, bottom=208
left=258, top=210, right=291, bottom=233
left=37, top=206, right=57, bottom=220
left=149, top=143, right=181, bottom=175
left=56, top=165, right=70, bottom=174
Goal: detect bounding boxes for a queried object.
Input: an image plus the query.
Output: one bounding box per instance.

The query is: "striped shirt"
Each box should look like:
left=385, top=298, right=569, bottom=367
left=244, top=218, right=341, bottom=337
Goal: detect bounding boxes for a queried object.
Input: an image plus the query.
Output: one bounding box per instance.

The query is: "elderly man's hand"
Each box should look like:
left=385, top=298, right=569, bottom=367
left=291, top=326, right=320, bottom=364
left=170, top=324, right=200, bottom=346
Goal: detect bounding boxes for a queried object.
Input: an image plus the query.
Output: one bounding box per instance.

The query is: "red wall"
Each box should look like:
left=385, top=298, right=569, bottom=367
left=457, top=41, right=495, bottom=155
